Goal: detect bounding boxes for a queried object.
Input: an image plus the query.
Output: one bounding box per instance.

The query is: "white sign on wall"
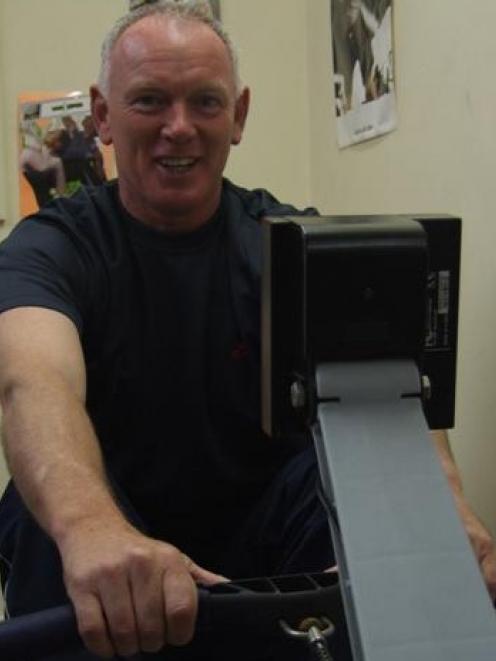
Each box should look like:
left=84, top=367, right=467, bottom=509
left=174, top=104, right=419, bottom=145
left=331, top=0, right=397, bottom=148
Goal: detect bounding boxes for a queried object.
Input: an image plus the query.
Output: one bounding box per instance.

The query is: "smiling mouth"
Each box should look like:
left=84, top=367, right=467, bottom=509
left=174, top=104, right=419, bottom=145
left=156, top=157, right=198, bottom=173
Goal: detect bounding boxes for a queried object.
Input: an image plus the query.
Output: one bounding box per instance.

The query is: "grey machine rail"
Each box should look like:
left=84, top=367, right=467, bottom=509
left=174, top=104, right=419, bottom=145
left=261, top=214, right=496, bottom=660
left=314, top=359, right=496, bottom=660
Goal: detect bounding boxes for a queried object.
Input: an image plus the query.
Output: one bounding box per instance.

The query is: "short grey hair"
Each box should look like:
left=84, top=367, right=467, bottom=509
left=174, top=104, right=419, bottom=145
left=98, top=0, right=241, bottom=96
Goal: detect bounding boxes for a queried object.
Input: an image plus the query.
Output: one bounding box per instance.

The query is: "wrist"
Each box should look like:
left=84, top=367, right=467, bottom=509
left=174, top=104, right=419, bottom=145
left=50, top=488, right=129, bottom=549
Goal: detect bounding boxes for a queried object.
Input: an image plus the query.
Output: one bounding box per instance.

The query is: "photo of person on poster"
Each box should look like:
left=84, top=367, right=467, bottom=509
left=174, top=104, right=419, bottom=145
left=19, top=119, right=66, bottom=209
left=331, top=0, right=396, bottom=147
left=18, top=96, right=112, bottom=214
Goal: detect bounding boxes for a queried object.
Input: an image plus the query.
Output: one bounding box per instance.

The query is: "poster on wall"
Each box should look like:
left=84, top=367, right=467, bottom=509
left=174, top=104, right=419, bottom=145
left=18, top=92, right=115, bottom=216
left=129, top=0, right=221, bottom=19
left=331, top=0, right=396, bottom=148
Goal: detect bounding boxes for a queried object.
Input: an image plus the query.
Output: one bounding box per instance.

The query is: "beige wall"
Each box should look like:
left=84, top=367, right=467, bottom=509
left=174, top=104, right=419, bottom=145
left=0, top=0, right=495, bottom=541
left=222, top=0, right=312, bottom=208
left=0, top=3, right=7, bottom=224
left=305, top=0, right=496, bottom=536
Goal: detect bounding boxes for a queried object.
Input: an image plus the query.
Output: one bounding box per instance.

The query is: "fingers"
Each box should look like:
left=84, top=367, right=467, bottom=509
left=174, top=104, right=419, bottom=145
left=98, top=574, right=139, bottom=657
left=64, top=534, right=218, bottom=657
left=182, top=554, right=229, bottom=585
left=162, top=567, right=198, bottom=646
left=68, top=572, right=140, bottom=658
left=129, top=551, right=167, bottom=653
left=70, top=592, right=115, bottom=659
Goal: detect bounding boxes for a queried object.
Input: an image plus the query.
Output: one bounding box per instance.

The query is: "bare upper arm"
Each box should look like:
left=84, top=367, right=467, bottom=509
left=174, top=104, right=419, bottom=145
left=0, top=306, right=86, bottom=404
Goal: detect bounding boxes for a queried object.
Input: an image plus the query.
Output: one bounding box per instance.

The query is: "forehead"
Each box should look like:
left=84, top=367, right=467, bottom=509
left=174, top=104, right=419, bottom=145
left=110, top=15, right=234, bottom=89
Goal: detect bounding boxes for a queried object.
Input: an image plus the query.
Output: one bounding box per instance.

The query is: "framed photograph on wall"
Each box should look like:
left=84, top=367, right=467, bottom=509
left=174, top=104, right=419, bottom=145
left=129, top=0, right=221, bottom=20
left=331, top=0, right=396, bottom=148
left=18, top=92, right=115, bottom=215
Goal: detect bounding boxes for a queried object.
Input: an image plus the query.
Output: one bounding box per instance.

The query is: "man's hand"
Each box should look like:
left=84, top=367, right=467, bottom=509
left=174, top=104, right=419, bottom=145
left=59, top=519, right=226, bottom=658
left=0, top=307, right=226, bottom=654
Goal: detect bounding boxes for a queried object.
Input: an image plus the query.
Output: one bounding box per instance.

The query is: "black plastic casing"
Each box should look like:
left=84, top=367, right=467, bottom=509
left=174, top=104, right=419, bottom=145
left=261, top=214, right=461, bottom=438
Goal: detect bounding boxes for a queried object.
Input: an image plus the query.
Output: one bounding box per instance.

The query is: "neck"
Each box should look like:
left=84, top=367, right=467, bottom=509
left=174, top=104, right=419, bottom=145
left=118, top=187, right=222, bottom=234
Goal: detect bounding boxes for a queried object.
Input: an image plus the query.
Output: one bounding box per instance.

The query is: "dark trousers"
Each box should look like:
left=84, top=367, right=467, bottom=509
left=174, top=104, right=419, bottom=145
left=0, top=448, right=350, bottom=660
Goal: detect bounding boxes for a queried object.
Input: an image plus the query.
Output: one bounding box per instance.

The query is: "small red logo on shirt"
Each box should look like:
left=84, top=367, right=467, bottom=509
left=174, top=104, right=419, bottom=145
left=231, top=342, right=249, bottom=361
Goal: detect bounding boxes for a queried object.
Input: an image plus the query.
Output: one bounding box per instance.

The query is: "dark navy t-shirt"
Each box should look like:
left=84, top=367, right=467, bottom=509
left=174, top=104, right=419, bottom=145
left=0, top=180, right=304, bottom=569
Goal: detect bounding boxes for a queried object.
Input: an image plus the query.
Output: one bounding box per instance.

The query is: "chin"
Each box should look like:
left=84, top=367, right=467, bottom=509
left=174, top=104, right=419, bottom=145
left=158, top=188, right=218, bottom=215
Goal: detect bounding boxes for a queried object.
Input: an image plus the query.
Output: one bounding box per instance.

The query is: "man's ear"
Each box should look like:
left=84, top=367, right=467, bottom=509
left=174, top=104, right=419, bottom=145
left=90, top=85, right=113, bottom=146
left=231, top=87, right=250, bottom=146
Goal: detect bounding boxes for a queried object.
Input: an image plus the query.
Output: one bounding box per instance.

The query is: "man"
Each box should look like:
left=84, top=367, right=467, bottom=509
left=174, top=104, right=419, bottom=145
left=0, top=2, right=494, bottom=660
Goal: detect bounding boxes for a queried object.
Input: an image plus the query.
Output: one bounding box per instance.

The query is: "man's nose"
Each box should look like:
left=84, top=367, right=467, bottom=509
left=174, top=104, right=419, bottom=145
left=160, top=102, right=195, bottom=142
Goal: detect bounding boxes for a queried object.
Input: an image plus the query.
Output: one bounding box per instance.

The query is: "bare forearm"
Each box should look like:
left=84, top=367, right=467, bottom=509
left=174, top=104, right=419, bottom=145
left=0, top=307, right=225, bottom=657
left=1, top=376, right=123, bottom=545
left=0, top=308, right=126, bottom=545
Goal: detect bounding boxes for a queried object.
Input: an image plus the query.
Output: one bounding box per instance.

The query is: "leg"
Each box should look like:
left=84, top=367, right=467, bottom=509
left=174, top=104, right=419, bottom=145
left=222, top=446, right=335, bottom=579
left=0, top=481, right=68, bottom=616
left=220, top=447, right=352, bottom=661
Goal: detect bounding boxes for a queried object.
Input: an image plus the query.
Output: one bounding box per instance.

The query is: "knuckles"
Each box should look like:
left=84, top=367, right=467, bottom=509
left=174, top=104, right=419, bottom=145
left=77, top=619, right=104, bottom=642
left=139, top=631, right=165, bottom=653
left=66, top=536, right=197, bottom=654
left=168, top=596, right=195, bottom=621
left=76, top=620, right=114, bottom=659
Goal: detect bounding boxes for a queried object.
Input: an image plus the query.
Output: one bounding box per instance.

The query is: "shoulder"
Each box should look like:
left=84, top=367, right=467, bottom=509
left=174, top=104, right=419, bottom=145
left=0, top=181, right=125, bottom=296
left=5, top=181, right=124, bottom=259
left=0, top=182, right=125, bottom=334
left=31, top=180, right=120, bottom=231
left=221, top=179, right=319, bottom=223
left=219, top=181, right=319, bottom=294
left=220, top=178, right=319, bottom=272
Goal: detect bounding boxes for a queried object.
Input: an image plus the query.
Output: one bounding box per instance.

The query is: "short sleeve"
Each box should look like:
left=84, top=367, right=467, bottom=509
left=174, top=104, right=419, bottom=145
left=0, top=216, right=90, bottom=333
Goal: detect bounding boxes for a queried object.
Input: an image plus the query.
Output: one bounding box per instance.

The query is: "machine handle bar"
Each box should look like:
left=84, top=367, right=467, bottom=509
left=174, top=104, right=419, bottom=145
left=0, top=572, right=344, bottom=659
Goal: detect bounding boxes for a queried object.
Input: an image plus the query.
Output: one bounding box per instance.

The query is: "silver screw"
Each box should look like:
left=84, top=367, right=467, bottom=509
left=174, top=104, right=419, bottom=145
left=290, top=381, right=306, bottom=409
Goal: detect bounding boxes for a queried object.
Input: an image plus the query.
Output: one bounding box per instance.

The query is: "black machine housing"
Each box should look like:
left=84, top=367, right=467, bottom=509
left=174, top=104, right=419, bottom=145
left=261, top=214, right=461, bottom=438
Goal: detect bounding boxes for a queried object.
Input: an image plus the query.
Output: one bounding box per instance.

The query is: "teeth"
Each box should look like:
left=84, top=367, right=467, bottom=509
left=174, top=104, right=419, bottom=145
left=159, top=157, right=195, bottom=167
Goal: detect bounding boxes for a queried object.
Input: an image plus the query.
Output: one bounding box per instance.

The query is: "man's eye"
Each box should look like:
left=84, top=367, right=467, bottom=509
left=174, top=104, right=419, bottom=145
left=133, top=95, right=163, bottom=109
left=197, top=95, right=222, bottom=111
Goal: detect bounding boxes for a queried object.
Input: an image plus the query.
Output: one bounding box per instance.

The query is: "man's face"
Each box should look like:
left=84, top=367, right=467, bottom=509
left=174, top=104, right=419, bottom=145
left=91, top=15, right=249, bottom=231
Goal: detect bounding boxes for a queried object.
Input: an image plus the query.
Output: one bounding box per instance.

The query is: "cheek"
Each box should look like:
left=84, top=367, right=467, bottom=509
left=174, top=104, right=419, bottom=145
left=207, top=126, right=235, bottom=159
left=112, top=114, right=158, bottom=145
left=114, top=133, right=154, bottom=168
